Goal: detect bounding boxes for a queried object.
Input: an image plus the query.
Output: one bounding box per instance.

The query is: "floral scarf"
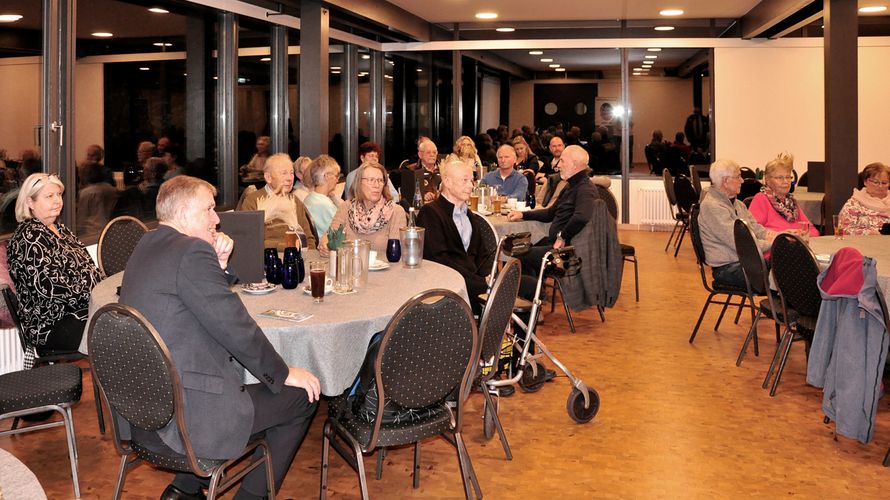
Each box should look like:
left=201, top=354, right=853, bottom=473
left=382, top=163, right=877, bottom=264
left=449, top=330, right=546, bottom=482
left=348, top=198, right=395, bottom=234
left=761, top=185, right=799, bottom=222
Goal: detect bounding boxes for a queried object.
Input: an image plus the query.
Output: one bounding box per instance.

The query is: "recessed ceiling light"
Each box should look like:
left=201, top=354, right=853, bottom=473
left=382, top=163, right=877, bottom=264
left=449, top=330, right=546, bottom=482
left=260, top=57, right=271, bottom=62
left=361, top=54, right=371, bottom=60
left=153, top=42, right=173, bottom=47
left=331, top=66, right=342, bottom=70
left=555, top=68, right=566, bottom=72
left=213, top=76, right=218, bottom=80
left=238, top=77, right=248, bottom=83
left=416, top=68, right=423, bottom=72
left=859, top=6, right=888, bottom=13
left=92, top=32, right=114, bottom=37
left=475, top=12, right=498, bottom=19
left=634, top=67, right=645, bottom=71
left=654, top=26, right=675, bottom=31
left=549, top=64, right=560, bottom=68
left=139, top=67, right=150, bottom=71
left=541, top=58, right=553, bottom=62
left=0, top=14, right=23, bottom=22
left=642, top=63, right=653, bottom=67
left=148, top=7, right=169, bottom=14
left=647, top=48, right=662, bottom=52
left=331, top=70, right=341, bottom=74
left=659, top=9, right=684, bottom=16
left=529, top=50, right=543, bottom=55
left=496, top=27, right=515, bottom=32
left=644, top=55, right=657, bottom=59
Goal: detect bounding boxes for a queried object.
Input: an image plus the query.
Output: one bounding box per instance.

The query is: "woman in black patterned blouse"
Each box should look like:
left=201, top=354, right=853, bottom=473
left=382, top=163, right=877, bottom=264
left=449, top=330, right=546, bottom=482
left=7, top=173, right=104, bottom=354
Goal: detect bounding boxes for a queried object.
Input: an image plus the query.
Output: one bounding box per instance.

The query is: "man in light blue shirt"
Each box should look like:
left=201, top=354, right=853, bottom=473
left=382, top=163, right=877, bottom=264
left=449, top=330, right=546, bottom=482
left=483, top=144, right=528, bottom=199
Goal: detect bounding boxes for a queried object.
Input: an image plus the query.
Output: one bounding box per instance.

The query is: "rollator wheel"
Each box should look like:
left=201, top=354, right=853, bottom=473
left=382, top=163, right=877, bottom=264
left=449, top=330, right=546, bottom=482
left=483, top=403, right=495, bottom=439
left=566, top=387, right=599, bottom=424
left=518, top=363, right=545, bottom=393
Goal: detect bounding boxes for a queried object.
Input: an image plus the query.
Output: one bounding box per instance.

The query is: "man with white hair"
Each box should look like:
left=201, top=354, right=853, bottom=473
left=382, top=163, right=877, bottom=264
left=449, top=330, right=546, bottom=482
left=239, top=152, right=317, bottom=250
left=699, top=158, right=775, bottom=288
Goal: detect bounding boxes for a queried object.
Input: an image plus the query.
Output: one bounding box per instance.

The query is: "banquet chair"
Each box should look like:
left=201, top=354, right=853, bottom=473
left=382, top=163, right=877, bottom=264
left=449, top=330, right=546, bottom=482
left=88, top=303, right=276, bottom=500
left=2, top=284, right=105, bottom=434
left=321, top=289, right=481, bottom=500
left=687, top=205, right=753, bottom=344
left=0, top=362, right=83, bottom=498
left=763, top=233, right=821, bottom=397
left=97, top=215, right=149, bottom=276
left=475, top=212, right=499, bottom=279
left=739, top=178, right=763, bottom=201
left=662, top=170, right=685, bottom=251
left=596, top=184, right=639, bottom=301
left=690, top=165, right=703, bottom=197
left=671, top=174, right=698, bottom=257
left=733, top=220, right=785, bottom=366
left=473, top=258, right=521, bottom=460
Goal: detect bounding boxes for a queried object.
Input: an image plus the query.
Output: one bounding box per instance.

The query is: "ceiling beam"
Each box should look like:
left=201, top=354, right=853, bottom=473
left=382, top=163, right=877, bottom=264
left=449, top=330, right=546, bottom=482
left=740, top=0, right=820, bottom=39
left=769, top=11, right=823, bottom=39
left=462, top=50, right=533, bottom=79
left=675, top=49, right=710, bottom=78
left=320, top=0, right=434, bottom=42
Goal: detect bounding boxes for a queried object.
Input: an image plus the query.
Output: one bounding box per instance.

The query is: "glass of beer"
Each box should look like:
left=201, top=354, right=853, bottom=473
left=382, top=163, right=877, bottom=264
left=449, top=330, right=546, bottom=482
left=492, top=196, right=502, bottom=214
left=285, top=230, right=298, bottom=249
left=469, top=194, right=479, bottom=211
left=309, top=261, right=328, bottom=303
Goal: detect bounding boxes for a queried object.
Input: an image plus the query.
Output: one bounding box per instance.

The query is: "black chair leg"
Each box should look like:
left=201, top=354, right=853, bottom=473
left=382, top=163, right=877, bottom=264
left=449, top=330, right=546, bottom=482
left=453, top=431, right=482, bottom=499
left=555, top=279, right=577, bottom=332
left=769, top=331, right=796, bottom=397
left=736, top=311, right=763, bottom=366
left=320, top=422, right=331, bottom=499
left=673, top=224, right=687, bottom=257
left=412, top=443, right=420, bottom=488
left=689, top=292, right=716, bottom=343
left=376, top=448, right=386, bottom=480
left=631, top=257, right=639, bottom=302
left=596, top=305, right=605, bottom=323
left=733, top=295, right=747, bottom=324
left=482, top=385, right=513, bottom=460
left=94, top=380, right=105, bottom=434
left=884, top=445, right=890, bottom=466
left=763, top=328, right=791, bottom=391
left=665, top=220, right=681, bottom=252
left=714, top=295, right=733, bottom=331
left=775, top=322, right=782, bottom=343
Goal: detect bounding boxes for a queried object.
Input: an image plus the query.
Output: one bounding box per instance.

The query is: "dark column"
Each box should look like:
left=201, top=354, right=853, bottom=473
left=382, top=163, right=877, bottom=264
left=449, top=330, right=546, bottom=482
left=823, top=0, right=858, bottom=230
left=499, top=73, right=510, bottom=128
left=185, top=17, right=206, bottom=162
left=216, top=12, right=237, bottom=207
left=620, top=48, right=630, bottom=224
left=452, top=50, right=462, bottom=141
left=270, top=25, right=288, bottom=154
left=369, top=50, right=385, bottom=149
left=342, top=44, right=358, bottom=172
left=692, top=72, right=702, bottom=111
left=299, top=0, right=329, bottom=157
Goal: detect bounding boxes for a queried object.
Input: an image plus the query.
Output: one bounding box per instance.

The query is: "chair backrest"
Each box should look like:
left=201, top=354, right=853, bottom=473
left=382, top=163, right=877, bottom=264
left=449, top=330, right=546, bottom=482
left=370, top=289, right=477, bottom=447
left=738, top=178, right=763, bottom=201
left=739, top=167, right=757, bottom=180
left=473, top=212, right=498, bottom=277
left=733, top=219, right=769, bottom=297
left=688, top=204, right=707, bottom=265
left=674, top=175, right=698, bottom=215
left=97, top=216, right=148, bottom=276
left=477, top=259, right=521, bottom=381
left=662, top=170, right=677, bottom=207
left=797, top=171, right=809, bottom=187
left=595, top=184, right=618, bottom=220
left=1, top=285, right=26, bottom=352
left=770, top=233, right=822, bottom=317
left=690, top=165, right=703, bottom=195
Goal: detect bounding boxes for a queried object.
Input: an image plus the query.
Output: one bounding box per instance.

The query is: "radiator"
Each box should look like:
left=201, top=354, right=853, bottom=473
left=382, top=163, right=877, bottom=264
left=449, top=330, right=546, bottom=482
left=638, top=187, right=675, bottom=228
left=0, top=327, right=24, bottom=375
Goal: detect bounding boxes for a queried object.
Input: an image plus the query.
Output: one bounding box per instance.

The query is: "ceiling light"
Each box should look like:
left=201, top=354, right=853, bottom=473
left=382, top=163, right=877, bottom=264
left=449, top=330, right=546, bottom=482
left=496, top=27, right=515, bottom=32
left=0, top=14, right=23, bottom=22
left=92, top=32, right=114, bottom=37
left=331, top=66, right=341, bottom=70
left=647, top=48, right=662, bottom=52
left=331, top=70, right=341, bottom=74
left=541, top=58, right=553, bottom=62
left=654, top=26, right=675, bottom=31
left=260, top=57, right=271, bottom=62
left=642, top=63, right=653, bottom=67
left=361, top=54, right=371, bottom=60
left=555, top=68, right=566, bottom=72
left=213, top=76, right=218, bottom=80
left=529, top=50, right=543, bottom=55
left=634, top=67, right=645, bottom=71
left=148, top=7, right=169, bottom=14
left=659, top=9, right=684, bottom=16
left=386, top=60, right=394, bottom=65
left=416, top=68, right=423, bottom=72
left=549, top=64, right=560, bottom=68
left=644, top=55, right=657, bottom=59
left=475, top=12, right=498, bottom=19
left=859, top=6, right=888, bottom=13
left=238, top=77, right=248, bottom=83
left=139, top=67, right=150, bottom=71
left=153, top=42, right=173, bottom=47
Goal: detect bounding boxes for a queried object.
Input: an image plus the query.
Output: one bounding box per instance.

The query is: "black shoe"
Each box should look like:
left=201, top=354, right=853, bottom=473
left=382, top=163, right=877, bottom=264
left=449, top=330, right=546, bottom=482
left=543, top=369, right=557, bottom=382
left=161, top=484, right=207, bottom=500
left=497, top=385, right=516, bottom=397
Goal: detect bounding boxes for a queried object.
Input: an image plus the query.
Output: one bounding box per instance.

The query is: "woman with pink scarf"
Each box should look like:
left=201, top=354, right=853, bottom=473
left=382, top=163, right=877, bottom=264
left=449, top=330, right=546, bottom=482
left=319, top=161, right=406, bottom=255
left=837, top=162, right=890, bottom=235
left=748, top=152, right=820, bottom=237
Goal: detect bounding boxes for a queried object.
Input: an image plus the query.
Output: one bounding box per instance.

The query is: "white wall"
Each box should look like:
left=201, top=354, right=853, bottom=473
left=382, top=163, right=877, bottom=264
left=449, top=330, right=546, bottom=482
left=480, top=75, right=501, bottom=131
left=74, top=62, right=104, bottom=160
left=0, top=58, right=41, bottom=158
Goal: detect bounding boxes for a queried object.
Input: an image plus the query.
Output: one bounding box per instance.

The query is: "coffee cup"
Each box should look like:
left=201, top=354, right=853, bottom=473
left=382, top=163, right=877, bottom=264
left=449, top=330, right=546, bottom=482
left=369, top=250, right=378, bottom=266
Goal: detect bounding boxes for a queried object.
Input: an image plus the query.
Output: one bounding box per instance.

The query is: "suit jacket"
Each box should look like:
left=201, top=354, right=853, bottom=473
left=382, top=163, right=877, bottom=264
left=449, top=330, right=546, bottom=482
left=120, top=225, right=289, bottom=459
left=416, top=195, right=492, bottom=311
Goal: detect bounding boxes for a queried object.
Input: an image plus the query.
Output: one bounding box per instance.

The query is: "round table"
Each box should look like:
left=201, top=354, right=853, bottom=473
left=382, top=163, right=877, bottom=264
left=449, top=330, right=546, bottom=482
left=81, top=258, right=468, bottom=396
left=793, top=187, right=825, bottom=226
left=0, top=448, right=47, bottom=500
left=485, top=214, right=551, bottom=243
left=808, top=235, right=890, bottom=298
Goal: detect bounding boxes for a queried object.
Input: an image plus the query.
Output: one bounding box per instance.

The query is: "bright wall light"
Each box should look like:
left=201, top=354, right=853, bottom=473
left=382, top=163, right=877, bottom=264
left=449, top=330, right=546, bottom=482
left=859, top=6, right=888, bottom=13
left=475, top=12, right=498, bottom=19
left=529, top=50, right=543, bottom=55
left=92, top=32, right=114, bottom=37
left=496, top=27, right=515, bottom=32
left=647, top=48, right=662, bottom=52
left=654, top=26, right=675, bottom=31
left=659, top=9, right=684, bottom=16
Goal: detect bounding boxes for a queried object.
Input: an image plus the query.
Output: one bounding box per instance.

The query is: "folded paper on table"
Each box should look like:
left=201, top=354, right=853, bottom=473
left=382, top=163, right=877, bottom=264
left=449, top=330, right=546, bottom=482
left=258, top=309, right=313, bottom=323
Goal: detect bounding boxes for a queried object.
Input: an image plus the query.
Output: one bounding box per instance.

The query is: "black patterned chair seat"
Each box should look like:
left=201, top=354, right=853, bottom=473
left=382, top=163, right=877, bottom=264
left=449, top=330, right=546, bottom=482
left=340, top=406, right=451, bottom=449
left=0, top=363, right=82, bottom=414
left=131, top=441, right=229, bottom=473
left=709, top=280, right=748, bottom=294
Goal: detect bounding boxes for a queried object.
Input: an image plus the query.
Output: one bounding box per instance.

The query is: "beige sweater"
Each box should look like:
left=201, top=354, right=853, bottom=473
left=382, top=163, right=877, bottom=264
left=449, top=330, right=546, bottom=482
left=240, top=187, right=318, bottom=251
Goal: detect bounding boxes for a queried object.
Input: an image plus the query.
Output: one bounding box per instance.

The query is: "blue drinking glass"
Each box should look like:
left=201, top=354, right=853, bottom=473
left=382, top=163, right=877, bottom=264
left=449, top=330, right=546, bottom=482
left=386, top=238, right=401, bottom=263
left=266, top=257, right=283, bottom=285
left=283, top=247, right=298, bottom=265
left=281, top=262, right=298, bottom=289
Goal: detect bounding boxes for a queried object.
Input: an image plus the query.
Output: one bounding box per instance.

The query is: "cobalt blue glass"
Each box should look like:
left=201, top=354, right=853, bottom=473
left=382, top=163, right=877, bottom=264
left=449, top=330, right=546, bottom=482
left=386, top=238, right=401, bottom=263
left=281, top=263, right=299, bottom=289
left=283, top=247, right=299, bottom=265
left=266, top=257, right=282, bottom=285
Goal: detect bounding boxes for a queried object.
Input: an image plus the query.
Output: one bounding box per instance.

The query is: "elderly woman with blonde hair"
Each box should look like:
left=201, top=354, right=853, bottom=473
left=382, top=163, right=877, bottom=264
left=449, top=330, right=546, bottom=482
left=302, top=155, right=343, bottom=236
left=748, top=152, right=819, bottom=237
left=445, top=135, right=482, bottom=178
left=837, top=162, right=890, bottom=235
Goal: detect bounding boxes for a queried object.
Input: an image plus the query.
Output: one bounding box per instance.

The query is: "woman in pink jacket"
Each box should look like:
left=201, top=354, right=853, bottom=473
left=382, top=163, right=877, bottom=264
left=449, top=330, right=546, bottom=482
left=748, top=152, right=820, bottom=237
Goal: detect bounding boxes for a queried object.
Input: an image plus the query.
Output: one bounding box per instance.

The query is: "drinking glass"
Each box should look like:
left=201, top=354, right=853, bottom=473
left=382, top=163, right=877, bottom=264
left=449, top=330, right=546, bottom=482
left=309, top=261, right=327, bottom=303
left=281, top=263, right=298, bottom=289
left=266, top=257, right=282, bottom=284
left=283, top=247, right=298, bottom=265
left=797, top=221, right=811, bottom=243
left=832, top=214, right=844, bottom=240
left=386, top=238, right=401, bottom=263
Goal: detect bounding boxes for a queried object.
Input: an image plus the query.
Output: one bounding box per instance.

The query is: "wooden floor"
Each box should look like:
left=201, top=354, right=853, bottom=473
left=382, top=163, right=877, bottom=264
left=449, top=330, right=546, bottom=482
left=3, top=229, right=889, bottom=499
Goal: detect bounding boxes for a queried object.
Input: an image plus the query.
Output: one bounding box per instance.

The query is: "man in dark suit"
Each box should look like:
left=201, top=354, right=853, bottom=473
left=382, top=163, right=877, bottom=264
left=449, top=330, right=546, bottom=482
left=417, top=160, right=494, bottom=316
left=120, top=175, right=319, bottom=500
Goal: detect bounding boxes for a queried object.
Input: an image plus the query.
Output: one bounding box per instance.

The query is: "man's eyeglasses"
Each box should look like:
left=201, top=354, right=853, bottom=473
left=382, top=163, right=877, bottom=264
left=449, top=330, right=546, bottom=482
left=867, top=178, right=890, bottom=187
left=362, top=178, right=385, bottom=186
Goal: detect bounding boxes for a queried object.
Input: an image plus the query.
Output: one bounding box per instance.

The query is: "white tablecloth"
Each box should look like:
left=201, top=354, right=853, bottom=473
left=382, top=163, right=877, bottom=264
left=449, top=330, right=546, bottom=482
left=486, top=215, right=551, bottom=244
left=82, top=257, right=468, bottom=396
left=0, top=448, right=46, bottom=500
left=808, top=235, right=890, bottom=300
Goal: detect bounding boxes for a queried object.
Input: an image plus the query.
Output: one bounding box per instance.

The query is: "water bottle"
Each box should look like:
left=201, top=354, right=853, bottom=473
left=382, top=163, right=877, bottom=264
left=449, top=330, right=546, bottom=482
left=413, top=177, right=424, bottom=210
left=526, top=189, right=536, bottom=209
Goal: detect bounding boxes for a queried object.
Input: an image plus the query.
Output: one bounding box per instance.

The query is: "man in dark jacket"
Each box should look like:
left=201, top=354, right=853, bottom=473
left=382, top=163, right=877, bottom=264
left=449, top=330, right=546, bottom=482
left=417, top=160, right=494, bottom=315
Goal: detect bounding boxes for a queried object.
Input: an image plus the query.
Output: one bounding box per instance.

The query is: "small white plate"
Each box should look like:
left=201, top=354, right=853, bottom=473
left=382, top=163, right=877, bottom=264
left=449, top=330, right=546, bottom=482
left=369, top=260, right=390, bottom=271
left=241, top=283, right=278, bottom=295
left=302, top=284, right=333, bottom=296
left=476, top=209, right=493, bottom=216
left=815, top=254, right=831, bottom=263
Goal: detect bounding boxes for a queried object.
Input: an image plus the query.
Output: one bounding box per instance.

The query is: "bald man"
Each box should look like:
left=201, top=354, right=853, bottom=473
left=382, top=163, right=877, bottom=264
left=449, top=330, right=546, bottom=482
left=416, top=160, right=494, bottom=315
